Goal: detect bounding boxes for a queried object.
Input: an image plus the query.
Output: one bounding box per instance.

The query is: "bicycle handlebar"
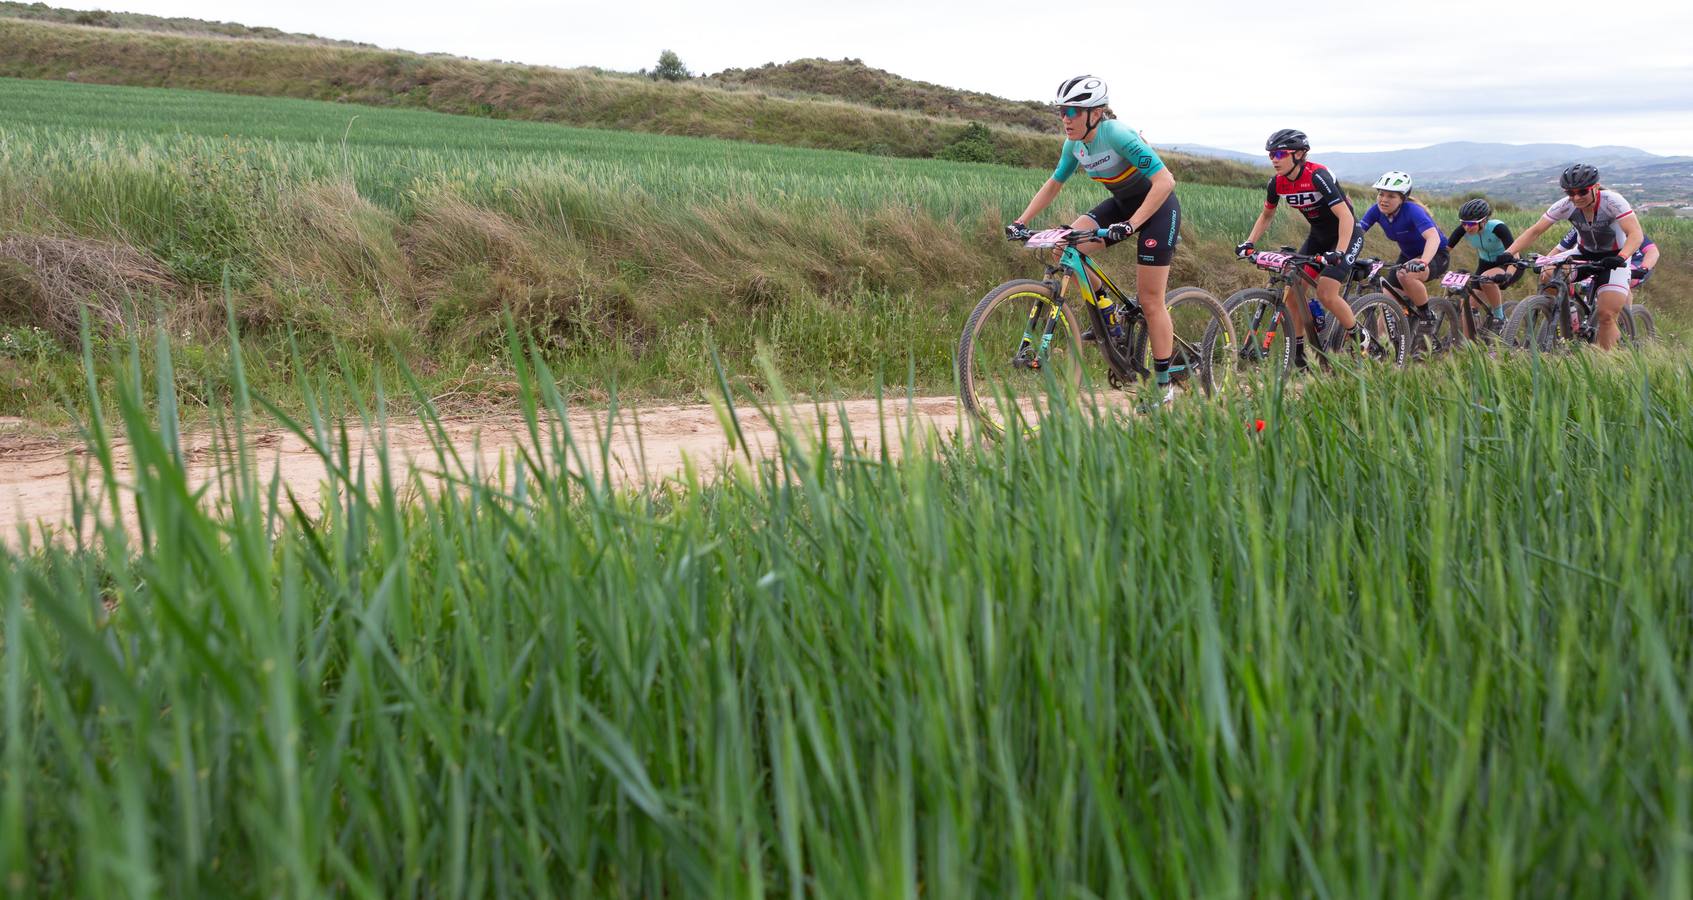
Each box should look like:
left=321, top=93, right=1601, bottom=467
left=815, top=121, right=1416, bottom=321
left=1008, top=226, right=1111, bottom=246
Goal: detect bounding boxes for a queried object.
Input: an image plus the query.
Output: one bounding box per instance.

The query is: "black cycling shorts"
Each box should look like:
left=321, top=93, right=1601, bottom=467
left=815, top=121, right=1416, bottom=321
left=1083, top=192, right=1181, bottom=266
left=1475, top=257, right=1525, bottom=288
left=1297, top=225, right=1365, bottom=283
left=1389, top=247, right=1449, bottom=288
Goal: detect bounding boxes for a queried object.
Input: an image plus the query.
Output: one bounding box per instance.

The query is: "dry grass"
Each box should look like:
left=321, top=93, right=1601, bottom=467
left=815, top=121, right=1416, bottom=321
left=0, top=234, right=174, bottom=340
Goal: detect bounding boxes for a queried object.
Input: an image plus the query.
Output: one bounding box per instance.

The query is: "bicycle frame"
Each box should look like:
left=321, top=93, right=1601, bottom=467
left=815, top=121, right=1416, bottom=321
left=1015, top=230, right=1150, bottom=382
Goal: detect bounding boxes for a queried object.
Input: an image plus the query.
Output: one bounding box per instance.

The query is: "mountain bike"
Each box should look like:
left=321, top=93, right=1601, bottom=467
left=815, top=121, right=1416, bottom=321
left=1223, top=248, right=1408, bottom=375
left=1503, top=256, right=1636, bottom=351
left=1354, top=262, right=1462, bottom=360
left=1439, top=269, right=1519, bottom=344
left=957, top=227, right=1235, bottom=438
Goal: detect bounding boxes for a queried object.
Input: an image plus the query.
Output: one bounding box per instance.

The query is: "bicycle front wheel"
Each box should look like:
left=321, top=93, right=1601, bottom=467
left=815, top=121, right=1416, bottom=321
left=1503, top=294, right=1560, bottom=353
left=957, top=279, right=1087, bottom=439
left=1222, top=287, right=1296, bottom=377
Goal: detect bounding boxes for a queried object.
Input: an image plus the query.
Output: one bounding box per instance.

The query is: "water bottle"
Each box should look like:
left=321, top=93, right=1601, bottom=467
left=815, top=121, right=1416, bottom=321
left=1100, top=293, right=1126, bottom=341
left=1307, top=298, right=1327, bottom=330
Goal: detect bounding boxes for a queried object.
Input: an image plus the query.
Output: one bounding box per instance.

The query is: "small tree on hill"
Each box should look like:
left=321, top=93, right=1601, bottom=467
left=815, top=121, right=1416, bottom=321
left=652, top=50, right=689, bottom=82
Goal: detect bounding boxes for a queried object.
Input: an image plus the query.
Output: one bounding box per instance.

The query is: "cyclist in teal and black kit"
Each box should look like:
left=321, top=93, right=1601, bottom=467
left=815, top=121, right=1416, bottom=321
left=1446, top=198, right=1521, bottom=330
left=1007, top=75, right=1186, bottom=403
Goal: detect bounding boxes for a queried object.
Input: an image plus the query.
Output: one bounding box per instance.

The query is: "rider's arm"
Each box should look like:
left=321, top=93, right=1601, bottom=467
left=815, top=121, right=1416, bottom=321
left=1016, top=179, right=1065, bottom=226
left=1419, top=228, right=1441, bottom=265
left=1641, top=243, right=1660, bottom=269
left=1617, top=212, right=1643, bottom=260
left=1331, top=202, right=1355, bottom=252
left=1506, top=217, right=1554, bottom=256
left=1490, top=222, right=1514, bottom=247
left=1245, top=178, right=1279, bottom=244
left=1128, top=168, right=1176, bottom=232
left=1446, top=225, right=1466, bottom=249
left=1245, top=206, right=1277, bottom=245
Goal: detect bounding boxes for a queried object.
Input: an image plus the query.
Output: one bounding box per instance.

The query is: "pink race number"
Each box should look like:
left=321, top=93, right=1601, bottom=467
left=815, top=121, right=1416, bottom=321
left=1253, top=251, right=1291, bottom=271
left=1441, top=271, right=1470, bottom=290
left=1023, top=228, right=1071, bottom=249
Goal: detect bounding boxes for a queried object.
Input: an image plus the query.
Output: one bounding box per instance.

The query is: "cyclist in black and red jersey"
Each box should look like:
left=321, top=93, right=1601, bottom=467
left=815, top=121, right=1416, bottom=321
left=1236, top=129, right=1365, bottom=364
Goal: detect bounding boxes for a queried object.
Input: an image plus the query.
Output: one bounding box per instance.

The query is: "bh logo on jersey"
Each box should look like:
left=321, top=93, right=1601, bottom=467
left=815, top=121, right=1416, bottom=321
left=1284, top=192, right=1320, bottom=208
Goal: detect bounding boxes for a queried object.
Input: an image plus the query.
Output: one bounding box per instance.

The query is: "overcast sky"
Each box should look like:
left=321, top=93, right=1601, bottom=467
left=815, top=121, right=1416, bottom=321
left=54, top=0, right=1693, bottom=155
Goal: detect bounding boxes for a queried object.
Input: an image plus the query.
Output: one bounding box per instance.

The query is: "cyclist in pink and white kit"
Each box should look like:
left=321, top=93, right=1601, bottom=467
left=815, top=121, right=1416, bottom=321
left=1500, top=163, right=1644, bottom=350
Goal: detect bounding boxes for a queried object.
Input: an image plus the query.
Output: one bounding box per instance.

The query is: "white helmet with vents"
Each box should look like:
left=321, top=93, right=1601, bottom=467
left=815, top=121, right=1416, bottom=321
left=1373, top=171, right=1414, bottom=194
left=1053, top=75, right=1109, bottom=108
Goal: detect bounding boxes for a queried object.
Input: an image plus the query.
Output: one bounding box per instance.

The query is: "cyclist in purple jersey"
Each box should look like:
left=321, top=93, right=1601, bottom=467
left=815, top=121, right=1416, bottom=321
left=1357, top=171, right=1447, bottom=318
left=1007, top=75, right=1186, bottom=402
left=1502, top=163, right=1644, bottom=350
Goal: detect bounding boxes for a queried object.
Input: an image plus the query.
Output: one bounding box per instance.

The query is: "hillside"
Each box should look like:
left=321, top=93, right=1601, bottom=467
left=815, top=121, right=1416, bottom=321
left=0, top=0, right=372, bottom=47
left=0, top=14, right=1267, bottom=189
left=708, top=58, right=1052, bottom=132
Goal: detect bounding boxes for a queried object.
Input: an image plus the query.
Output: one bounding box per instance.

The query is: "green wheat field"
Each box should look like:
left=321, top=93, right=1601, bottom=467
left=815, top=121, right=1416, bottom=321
left=2, top=73, right=1692, bottom=897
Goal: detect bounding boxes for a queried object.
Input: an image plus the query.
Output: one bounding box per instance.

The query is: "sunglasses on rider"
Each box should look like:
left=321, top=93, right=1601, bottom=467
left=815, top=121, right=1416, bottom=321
left=1565, top=186, right=1593, bottom=197
left=1461, top=219, right=1483, bottom=227
left=1268, top=150, right=1292, bottom=161
left=1058, top=106, right=1085, bottom=119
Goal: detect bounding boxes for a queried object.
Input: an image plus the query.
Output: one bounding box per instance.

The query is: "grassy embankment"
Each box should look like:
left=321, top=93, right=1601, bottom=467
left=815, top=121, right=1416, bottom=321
left=3, top=329, right=1692, bottom=895
left=0, top=59, right=1686, bottom=423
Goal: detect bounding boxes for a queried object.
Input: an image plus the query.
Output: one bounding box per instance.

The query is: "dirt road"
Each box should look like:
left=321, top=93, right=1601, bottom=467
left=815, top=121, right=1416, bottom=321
left=0, top=396, right=967, bottom=545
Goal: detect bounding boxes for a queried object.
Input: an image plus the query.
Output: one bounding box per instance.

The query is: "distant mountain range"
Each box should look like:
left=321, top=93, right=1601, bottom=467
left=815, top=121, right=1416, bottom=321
left=1161, top=141, right=1693, bottom=205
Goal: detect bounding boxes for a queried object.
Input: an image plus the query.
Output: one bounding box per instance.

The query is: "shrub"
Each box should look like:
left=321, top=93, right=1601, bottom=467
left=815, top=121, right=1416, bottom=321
left=652, top=49, right=688, bottom=82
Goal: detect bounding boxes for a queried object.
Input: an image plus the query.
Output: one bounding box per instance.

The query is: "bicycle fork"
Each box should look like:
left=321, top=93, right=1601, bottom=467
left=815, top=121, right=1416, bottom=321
left=1014, top=275, right=1074, bottom=369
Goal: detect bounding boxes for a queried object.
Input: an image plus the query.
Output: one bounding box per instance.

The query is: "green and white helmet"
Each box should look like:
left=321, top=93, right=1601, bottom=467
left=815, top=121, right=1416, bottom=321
left=1373, top=170, right=1414, bottom=195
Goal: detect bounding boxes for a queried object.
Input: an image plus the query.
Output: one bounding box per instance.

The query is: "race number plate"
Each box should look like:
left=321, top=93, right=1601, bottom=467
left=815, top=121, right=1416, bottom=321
left=1369, top=261, right=1384, bottom=279
left=1253, top=251, right=1292, bottom=271
left=1023, top=228, right=1071, bottom=249
left=1441, top=271, right=1470, bottom=290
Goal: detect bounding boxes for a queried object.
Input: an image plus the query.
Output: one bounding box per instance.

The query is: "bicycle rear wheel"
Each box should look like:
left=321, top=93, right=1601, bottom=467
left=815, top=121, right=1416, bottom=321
left=1612, top=303, right=1640, bottom=348
left=1140, top=286, right=1236, bottom=396
left=957, top=279, right=1087, bottom=439
left=1408, top=297, right=1462, bottom=359
left=1344, top=293, right=1410, bottom=367
left=1627, top=305, right=1658, bottom=341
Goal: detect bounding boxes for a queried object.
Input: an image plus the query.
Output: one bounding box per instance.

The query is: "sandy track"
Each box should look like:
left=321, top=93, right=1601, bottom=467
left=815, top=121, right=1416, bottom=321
left=0, top=396, right=967, bottom=544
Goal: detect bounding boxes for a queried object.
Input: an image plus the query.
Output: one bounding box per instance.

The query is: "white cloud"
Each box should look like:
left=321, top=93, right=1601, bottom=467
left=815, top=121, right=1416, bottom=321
left=45, top=0, right=1693, bottom=154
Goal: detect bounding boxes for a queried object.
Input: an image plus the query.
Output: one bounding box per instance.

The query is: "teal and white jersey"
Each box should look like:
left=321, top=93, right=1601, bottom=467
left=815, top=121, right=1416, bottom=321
left=1052, top=119, right=1166, bottom=201
left=1465, top=218, right=1509, bottom=261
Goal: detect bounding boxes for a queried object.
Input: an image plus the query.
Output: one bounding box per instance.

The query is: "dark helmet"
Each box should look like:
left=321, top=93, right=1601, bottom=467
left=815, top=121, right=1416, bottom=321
left=1266, top=128, right=1310, bottom=152
left=1459, top=198, right=1492, bottom=220
left=1560, top=163, right=1600, bottom=190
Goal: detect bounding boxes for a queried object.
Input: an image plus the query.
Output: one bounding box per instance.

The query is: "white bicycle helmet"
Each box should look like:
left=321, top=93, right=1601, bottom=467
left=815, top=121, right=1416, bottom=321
left=1373, top=170, right=1414, bottom=194
left=1053, top=75, right=1109, bottom=108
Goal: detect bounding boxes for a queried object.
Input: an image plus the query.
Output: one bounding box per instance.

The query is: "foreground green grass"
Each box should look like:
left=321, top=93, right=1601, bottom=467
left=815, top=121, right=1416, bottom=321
left=3, top=332, right=1692, bottom=896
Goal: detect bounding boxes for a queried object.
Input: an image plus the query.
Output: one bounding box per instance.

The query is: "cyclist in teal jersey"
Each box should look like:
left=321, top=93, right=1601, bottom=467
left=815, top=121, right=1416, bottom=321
left=1006, top=75, right=1184, bottom=403
left=1446, top=198, right=1520, bottom=324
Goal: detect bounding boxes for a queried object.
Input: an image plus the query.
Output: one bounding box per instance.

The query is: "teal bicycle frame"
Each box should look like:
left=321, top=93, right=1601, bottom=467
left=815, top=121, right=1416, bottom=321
left=1016, top=229, right=1149, bottom=381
